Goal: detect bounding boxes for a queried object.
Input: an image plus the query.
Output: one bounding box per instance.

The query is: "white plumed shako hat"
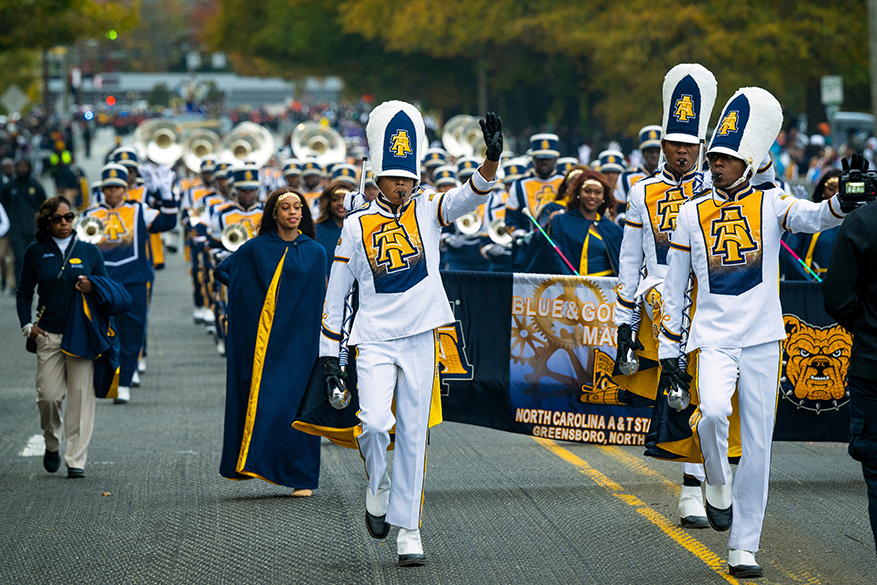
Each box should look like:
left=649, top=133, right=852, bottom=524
left=366, top=100, right=425, bottom=182
left=662, top=63, right=717, bottom=145
left=707, top=87, right=783, bottom=183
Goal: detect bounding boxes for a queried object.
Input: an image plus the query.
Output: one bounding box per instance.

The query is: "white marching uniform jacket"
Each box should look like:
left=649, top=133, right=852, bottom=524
left=320, top=169, right=496, bottom=354
left=658, top=184, right=845, bottom=359
left=615, top=165, right=703, bottom=325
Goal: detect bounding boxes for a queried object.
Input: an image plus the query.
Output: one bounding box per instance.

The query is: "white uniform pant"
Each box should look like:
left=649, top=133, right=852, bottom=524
left=35, top=332, right=96, bottom=469
left=355, top=330, right=437, bottom=530
left=695, top=341, right=781, bottom=552
left=647, top=284, right=706, bottom=483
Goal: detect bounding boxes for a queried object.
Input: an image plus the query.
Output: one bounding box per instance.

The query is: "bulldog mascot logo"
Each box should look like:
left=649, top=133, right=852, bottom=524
left=781, top=315, right=852, bottom=412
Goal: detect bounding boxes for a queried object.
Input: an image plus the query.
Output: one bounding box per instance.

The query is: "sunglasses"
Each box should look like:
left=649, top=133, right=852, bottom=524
left=49, top=213, right=75, bottom=224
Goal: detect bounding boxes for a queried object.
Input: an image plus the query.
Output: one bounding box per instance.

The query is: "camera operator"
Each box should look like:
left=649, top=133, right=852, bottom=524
left=823, top=153, right=877, bottom=554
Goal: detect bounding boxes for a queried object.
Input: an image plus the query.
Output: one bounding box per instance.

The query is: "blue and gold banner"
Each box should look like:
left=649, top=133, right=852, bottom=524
left=439, top=273, right=850, bottom=446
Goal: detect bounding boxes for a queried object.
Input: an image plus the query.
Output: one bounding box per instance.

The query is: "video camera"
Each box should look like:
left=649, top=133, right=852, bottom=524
left=839, top=153, right=877, bottom=213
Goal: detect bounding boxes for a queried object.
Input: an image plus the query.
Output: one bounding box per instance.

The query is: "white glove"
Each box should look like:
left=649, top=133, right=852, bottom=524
left=139, top=163, right=159, bottom=193
left=343, top=191, right=366, bottom=211
left=156, top=166, right=177, bottom=202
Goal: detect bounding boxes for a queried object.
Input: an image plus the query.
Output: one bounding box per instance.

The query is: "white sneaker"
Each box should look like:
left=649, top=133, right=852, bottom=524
left=131, top=371, right=141, bottom=387
left=201, top=307, right=216, bottom=325
left=216, top=339, right=226, bottom=356
left=193, top=308, right=204, bottom=324
left=114, top=386, right=130, bottom=404
left=138, top=359, right=147, bottom=373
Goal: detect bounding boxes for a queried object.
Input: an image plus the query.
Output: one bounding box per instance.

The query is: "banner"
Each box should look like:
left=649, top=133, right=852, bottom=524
left=439, top=273, right=851, bottom=447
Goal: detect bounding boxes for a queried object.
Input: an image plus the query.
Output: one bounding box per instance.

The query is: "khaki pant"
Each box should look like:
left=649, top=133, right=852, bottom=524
left=0, top=236, right=14, bottom=290
left=35, top=332, right=96, bottom=469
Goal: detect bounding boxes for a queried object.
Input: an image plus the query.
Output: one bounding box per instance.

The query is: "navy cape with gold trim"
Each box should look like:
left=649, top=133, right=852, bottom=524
left=61, top=275, right=131, bottom=399
left=216, top=232, right=325, bottom=488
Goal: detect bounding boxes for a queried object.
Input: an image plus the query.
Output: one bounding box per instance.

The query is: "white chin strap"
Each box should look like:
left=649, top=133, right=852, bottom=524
left=727, top=160, right=753, bottom=191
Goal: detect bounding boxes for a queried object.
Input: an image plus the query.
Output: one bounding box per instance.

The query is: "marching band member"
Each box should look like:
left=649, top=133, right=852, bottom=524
left=614, top=64, right=717, bottom=530
left=209, top=165, right=264, bottom=355
left=191, top=161, right=233, bottom=329
left=215, top=188, right=323, bottom=492
left=300, top=159, right=324, bottom=207
left=481, top=158, right=528, bottom=272
left=314, top=180, right=352, bottom=274
left=282, top=158, right=303, bottom=190
left=440, top=157, right=489, bottom=271
left=421, top=147, right=449, bottom=188
left=505, top=133, right=564, bottom=270
left=658, top=87, right=848, bottom=577
left=525, top=170, right=622, bottom=276
left=330, top=163, right=359, bottom=189
left=617, top=125, right=662, bottom=206
left=596, top=149, right=625, bottom=208
left=81, top=164, right=178, bottom=404
left=320, top=102, right=502, bottom=566
left=556, top=156, right=580, bottom=177
left=181, top=158, right=217, bottom=324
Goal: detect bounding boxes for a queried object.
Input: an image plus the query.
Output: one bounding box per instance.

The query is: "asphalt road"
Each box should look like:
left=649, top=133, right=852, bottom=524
left=0, top=130, right=874, bottom=584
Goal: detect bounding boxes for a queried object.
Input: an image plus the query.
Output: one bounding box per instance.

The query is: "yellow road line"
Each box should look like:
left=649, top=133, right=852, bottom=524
left=594, top=444, right=824, bottom=584
left=599, top=444, right=682, bottom=498
left=534, top=437, right=738, bottom=584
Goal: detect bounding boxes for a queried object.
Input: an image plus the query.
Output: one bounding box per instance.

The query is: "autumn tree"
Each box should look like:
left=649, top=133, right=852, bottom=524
left=205, top=0, right=870, bottom=145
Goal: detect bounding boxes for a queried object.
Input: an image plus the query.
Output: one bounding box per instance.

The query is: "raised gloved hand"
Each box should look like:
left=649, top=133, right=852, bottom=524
left=658, top=357, right=692, bottom=393
left=139, top=163, right=159, bottom=193
left=321, top=356, right=347, bottom=393
left=480, top=112, right=504, bottom=162
left=615, top=323, right=644, bottom=365
left=156, top=166, right=177, bottom=203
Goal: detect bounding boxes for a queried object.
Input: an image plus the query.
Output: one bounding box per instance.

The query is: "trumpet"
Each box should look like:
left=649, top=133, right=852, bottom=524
left=221, top=223, right=250, bottom=252
left=487, top=218, right=513, bottom=246
left=455, top=211, right=482, bottom=236
left=75, top=217, right=105, bottom=244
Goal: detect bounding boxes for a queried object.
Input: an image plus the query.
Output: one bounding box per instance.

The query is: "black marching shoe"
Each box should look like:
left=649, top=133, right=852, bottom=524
left=67, top=467, right=85, bottom=479
left=398, top=553, right=426, bottom=567
left=365, top=511, right=390, bottom=539
left=703, top=482, right=733, bottom=532
left=705, top=501, right=732, bottom=532
left=43, top=450, right=61, bottom=473
left=728, top=550, right=762, bottom=578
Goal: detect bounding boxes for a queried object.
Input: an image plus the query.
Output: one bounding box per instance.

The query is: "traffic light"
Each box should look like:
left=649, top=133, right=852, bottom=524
left=106, top=95, right=116, bottom=106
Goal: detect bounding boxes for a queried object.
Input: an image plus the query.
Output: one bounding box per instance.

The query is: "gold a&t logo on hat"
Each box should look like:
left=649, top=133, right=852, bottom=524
left=717, top=111, right=739, bottom=136
left=390, top=130, right=413, bottom=157
left=674, top=95, right=695, bottom=122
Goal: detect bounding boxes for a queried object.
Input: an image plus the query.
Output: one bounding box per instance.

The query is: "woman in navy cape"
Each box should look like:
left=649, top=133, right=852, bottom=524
left=525, top=169, right=622, bottom=276
left=215, top=188, right=325, bottom=493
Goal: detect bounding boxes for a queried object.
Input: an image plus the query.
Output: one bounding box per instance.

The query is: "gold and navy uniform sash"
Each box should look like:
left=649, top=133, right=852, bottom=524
left=694, top=187, right=764, bottom=295
left=359, top=199, right=427, bottom=294
left=220, top=209, right=263, bottom=239
left=643, top=171, right=698, bottom=265
left=126, top=185, right=146, bottom=203
left=522, top=176, right=564, bottom=216
left=89, top=204, right=138, bottom=248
